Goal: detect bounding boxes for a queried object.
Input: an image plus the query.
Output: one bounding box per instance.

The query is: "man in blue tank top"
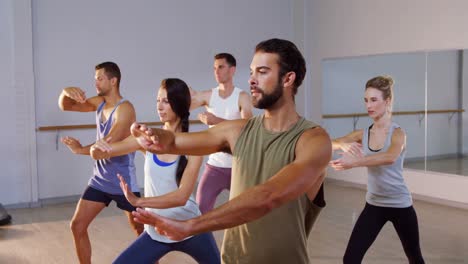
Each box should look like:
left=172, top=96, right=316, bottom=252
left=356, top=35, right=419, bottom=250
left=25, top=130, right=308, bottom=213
left=58, top=62, right=143, bottom=264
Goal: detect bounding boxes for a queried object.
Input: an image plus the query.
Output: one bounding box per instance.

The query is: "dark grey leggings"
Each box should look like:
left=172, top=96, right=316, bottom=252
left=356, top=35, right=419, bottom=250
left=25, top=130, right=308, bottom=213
left=343, top=203, right=425, bottom=264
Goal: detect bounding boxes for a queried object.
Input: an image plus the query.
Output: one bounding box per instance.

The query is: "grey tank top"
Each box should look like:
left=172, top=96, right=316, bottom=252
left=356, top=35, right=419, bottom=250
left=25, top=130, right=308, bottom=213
left=363, top=122, right=412, bottom=208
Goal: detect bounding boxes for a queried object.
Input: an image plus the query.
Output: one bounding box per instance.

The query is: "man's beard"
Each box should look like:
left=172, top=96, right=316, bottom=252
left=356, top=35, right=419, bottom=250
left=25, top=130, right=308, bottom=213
left=97, top=88, right=108, bottom=97
left=253, top=81, right=283, bottom=109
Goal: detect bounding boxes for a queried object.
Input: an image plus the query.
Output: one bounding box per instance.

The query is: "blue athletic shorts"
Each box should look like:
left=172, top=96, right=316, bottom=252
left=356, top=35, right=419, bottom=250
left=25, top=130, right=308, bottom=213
left=81, top=185, right=140, bottom=212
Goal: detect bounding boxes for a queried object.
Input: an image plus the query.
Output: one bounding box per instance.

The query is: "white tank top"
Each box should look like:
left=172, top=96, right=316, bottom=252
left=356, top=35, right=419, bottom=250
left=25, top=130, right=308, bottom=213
left=143, top=152, right=201, bottom=243
left=206, top=86, right=242, bottom=168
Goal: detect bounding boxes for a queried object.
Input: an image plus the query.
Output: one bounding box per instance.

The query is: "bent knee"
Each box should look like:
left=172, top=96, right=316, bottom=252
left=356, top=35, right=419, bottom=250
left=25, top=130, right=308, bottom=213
left=70, top=218, right=89, bottom=235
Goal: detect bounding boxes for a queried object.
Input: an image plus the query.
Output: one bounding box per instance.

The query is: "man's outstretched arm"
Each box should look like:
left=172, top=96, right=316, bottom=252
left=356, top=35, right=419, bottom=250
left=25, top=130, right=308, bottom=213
left=61, top=136, right=93, bottom=155
left=130, top=118, right=247, bottom=156
left=133, top=127, right=332, bottom=240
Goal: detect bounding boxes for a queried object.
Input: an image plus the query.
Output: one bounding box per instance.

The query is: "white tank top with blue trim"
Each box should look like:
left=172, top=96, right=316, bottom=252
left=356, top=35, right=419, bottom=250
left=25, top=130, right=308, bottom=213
left=143, top=152, right=201, bottom=243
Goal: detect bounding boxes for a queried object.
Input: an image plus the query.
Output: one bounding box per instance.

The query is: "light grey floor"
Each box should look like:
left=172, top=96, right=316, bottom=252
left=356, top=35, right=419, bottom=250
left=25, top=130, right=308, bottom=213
left=1, top=181, right=467, bottom=263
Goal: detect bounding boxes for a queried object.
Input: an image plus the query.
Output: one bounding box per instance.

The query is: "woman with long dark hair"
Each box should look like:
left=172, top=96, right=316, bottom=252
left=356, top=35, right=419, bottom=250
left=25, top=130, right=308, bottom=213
left=91, top=78, right=220, bottom=263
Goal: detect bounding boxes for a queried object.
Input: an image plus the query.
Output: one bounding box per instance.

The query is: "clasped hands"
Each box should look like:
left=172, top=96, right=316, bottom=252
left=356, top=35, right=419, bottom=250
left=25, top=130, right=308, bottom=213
left=329, top=142, right=364, bottom=170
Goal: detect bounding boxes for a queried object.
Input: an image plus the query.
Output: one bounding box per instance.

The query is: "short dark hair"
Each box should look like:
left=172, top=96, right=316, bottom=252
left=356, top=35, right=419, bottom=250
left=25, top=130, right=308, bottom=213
left=214, top=53, right=236, bottom=67
left=95, top=61, right=121, bottom=87
left=255, top=39, right=306, bottom=95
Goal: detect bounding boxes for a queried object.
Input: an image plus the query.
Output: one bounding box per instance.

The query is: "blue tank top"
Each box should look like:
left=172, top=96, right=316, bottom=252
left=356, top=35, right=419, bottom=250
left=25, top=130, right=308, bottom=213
left=88, top=99, right=138, bottom=194
left=363, top=122, right=412, bottom=208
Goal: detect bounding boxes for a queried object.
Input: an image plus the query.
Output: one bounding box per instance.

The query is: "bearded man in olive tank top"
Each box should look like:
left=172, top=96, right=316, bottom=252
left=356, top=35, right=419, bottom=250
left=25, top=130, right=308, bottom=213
left=130, top=39, right=332, bottom=264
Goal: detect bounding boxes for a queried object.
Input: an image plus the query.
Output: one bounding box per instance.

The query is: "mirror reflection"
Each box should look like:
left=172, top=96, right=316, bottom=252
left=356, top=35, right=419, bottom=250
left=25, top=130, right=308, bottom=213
left=424, top=50, right=465, bottom=175
left=322, top=50, right=465, bottom=176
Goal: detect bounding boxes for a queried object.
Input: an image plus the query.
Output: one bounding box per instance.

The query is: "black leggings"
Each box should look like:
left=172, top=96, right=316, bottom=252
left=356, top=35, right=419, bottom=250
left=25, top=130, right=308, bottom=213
left=343, top=203, right=425, bottom=264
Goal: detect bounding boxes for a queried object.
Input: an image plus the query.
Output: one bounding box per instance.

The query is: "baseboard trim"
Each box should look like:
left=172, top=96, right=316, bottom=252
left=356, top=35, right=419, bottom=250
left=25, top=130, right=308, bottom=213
left=325, top=178, right=468, bottom=210
left=4, top=195, right=81, bottom=209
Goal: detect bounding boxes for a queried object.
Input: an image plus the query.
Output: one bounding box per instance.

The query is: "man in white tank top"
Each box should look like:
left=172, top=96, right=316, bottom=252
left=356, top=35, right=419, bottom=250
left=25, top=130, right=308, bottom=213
left=190, top=53, right=253, bottom=213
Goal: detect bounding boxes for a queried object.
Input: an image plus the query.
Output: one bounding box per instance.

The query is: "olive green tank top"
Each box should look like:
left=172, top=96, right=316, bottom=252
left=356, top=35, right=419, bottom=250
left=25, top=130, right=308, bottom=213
left=221, top=115, right=319, bottom=264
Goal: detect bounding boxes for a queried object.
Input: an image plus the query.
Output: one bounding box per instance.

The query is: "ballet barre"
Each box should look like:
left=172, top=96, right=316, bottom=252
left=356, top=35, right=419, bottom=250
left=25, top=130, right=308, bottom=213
left=322, top=109, right=465, bottom=130
left=37, top=120, right=203, bottom=150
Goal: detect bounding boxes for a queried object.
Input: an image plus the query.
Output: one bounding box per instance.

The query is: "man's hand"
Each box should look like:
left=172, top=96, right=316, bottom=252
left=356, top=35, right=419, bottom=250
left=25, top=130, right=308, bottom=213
left=130, top=122, right=173, bottom=153
left=90, top=137, right=112, bottom=159
left=339, top=142, right=363, bottom=157
left=62, top=87, right=87, bottom=103
left=329, top=151, right=360, bottom=171
left=198, top=111, right=219, bottom=125
left=330, top=141, right=364, bottom=170
left=118, top=174, right=140, bottom=207
left=61, top=136, right=84, bottom=154
left=132, top=208, right=193, bottom=241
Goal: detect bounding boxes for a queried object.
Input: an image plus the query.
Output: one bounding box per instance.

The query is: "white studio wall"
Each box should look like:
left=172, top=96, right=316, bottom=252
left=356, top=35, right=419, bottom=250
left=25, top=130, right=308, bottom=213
left=2, top=0, right=299, bottom=206
left=7, top=0, right=468, bottom=208
left=0, top=0, right=37, bottom=206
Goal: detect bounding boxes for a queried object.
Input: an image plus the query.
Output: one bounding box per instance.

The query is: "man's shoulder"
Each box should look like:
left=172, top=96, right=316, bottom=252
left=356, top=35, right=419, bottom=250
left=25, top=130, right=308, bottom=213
left=87, top=96, right=105, bottom=109
left=294, top=118, right=329, bottom=144
left=285, top=118, right=320, bottom=137
left=112, top=100, right=136, bottom=118
left=116, top=100, right=135, bottom=109
left=302, top=126, right=328, bottom=138
left=201, top=89, right=214, bottom=103
left=237, top=89, right=249, bottom=98
left=294, top=126, right=331, bottom=165
left=222, top=118, right=251, bottom=129
left=299, top=117, right=319, bottom=127
left=120, top=99, right=134, bottom=106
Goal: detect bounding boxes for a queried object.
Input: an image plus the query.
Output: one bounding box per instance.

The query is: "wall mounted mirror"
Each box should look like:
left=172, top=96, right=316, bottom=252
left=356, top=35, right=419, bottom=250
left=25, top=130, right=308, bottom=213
left=321, top=50, right=465, bottom=176
left=424, top=50, right=465, bottom=175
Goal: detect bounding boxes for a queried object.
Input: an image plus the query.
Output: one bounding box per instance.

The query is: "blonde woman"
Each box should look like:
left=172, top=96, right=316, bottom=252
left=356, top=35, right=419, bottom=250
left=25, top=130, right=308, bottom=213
left=330, top=76, right=425, bottom=263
